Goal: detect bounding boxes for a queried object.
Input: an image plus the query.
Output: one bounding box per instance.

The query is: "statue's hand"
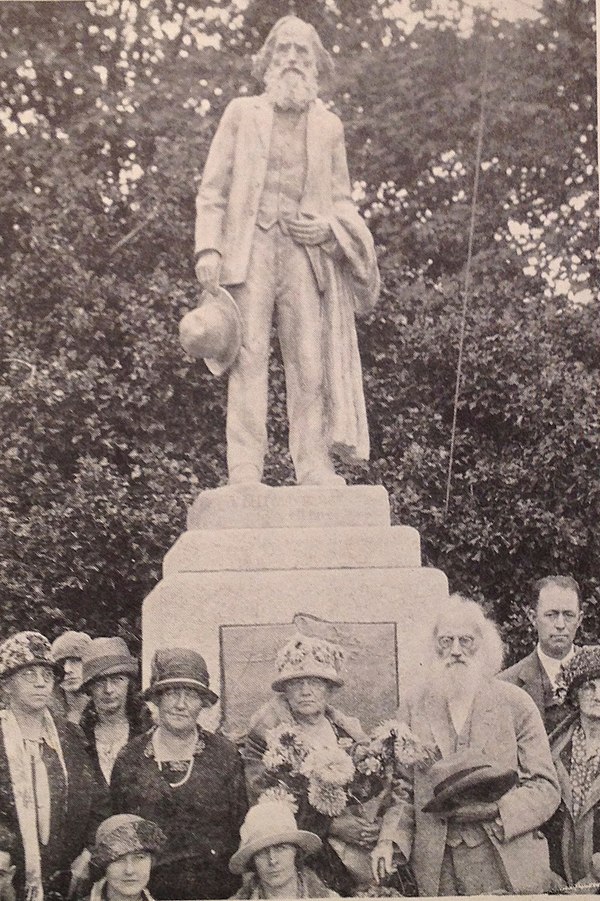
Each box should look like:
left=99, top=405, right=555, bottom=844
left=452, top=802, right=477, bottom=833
left=195, top=250, right=222, bottom=295
left=287, top=214, right=333, bottom=246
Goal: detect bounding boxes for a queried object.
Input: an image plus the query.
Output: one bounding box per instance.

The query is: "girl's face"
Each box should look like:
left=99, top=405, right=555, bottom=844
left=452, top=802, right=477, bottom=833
left=105, top=852, right=152, bottom=899
left=254, top=843, right=297, bottom=892
left=90, top=674, right=130, bottom=718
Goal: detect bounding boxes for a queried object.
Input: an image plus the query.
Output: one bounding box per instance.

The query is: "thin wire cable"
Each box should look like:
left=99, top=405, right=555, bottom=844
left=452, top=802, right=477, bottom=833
left=444, top=26, right=492, bottom=516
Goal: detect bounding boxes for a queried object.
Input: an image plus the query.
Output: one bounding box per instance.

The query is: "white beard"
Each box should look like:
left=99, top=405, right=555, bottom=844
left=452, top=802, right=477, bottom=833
left=431, top=656, right=484, bottom=704
left=264, top=60, right=319, bottom=111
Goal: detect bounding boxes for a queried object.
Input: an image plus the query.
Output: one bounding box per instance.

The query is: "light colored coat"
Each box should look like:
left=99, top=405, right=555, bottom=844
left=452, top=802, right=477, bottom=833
left=391, top=678, right=560, bottom=896
left=195, top=94, right=380, bottom=460
left=195, top=94, right=379, bottom=310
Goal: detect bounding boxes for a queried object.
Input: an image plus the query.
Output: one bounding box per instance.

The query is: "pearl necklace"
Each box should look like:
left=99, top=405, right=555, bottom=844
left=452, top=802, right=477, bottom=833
left=156, top=756, right=195, bottom=788
left=153, top=727, right=198, bottom=789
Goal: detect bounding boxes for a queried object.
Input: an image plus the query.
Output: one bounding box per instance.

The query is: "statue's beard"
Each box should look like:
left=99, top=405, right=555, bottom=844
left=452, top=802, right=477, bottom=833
left=264, top=61, right=319, bottom=111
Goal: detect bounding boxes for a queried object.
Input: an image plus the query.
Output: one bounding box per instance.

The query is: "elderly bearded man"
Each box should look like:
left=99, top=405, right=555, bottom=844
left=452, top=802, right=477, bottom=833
left=390, top=595, right=560, bottom=896
left=194, top=16, right=379, bottom=486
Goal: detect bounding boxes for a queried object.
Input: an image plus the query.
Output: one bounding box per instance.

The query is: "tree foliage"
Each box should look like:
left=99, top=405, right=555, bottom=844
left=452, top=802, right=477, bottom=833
left=0, top=0, right=597, bottom=661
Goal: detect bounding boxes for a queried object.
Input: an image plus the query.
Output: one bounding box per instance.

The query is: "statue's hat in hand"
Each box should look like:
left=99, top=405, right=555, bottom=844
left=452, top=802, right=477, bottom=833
left=179, top=287, right=242, bottom=376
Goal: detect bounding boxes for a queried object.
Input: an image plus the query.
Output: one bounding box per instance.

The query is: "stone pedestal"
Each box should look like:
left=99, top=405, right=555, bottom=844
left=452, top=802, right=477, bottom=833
left=142, top=484, right=449, bottom=734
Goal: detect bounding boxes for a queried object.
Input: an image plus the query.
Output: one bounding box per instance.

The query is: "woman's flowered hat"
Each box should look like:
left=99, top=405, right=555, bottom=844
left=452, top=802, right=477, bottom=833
left=272, top=634, right=345, bottom=691
left=91, top=814, right=166, bottom=871
left=0, top=632, right=53, bottom=681
left=556, top=645, right=600, bottom=704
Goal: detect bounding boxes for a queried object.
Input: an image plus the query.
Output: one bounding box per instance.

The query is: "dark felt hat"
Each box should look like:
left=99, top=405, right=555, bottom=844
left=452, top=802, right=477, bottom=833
left=422, top=749, right=518, bottom=814
left=144, top=648, right=218, bottom=705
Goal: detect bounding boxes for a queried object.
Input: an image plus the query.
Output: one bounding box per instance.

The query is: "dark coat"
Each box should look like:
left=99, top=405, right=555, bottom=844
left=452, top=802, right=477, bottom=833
left=79, top=697, right=153, bottom=786
left=547, top=716, right=600, bottom=885
left=499, top=649, right=573, bottom=733
left=110, top=727, right=248, bottom=899
left=0, top=714, right=108, bottom=899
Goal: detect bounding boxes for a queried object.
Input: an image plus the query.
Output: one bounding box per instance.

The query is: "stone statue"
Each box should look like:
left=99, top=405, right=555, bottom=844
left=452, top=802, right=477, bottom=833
left=194, top=16, right=380, bottom=486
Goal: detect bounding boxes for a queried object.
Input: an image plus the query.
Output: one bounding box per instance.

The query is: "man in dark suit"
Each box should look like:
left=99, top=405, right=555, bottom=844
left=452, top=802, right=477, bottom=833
left=498, top=575, right=583, bottom=733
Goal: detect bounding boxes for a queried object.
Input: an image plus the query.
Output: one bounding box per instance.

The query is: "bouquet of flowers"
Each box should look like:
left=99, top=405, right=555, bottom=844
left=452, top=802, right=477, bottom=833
left=262, top=723, right=355, bottom=816
left=261, top=719, right=436, bottom=818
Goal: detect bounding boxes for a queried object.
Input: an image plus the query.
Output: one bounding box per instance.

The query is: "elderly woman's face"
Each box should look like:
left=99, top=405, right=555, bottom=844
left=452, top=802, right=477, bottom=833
left=283, top=677, right=330, bottom=720
left=157, top=686, right=204, bottom=735
left=106, top=852, right=152, bottom=898
left=5, top=665, right=54, bottom=713
left=254, top=842, right=297, bottom=891
left=577, top=677, right=600, bottom=720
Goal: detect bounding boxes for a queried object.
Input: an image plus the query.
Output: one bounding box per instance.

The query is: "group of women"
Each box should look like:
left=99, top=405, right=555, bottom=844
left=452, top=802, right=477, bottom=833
left=0, top=628, right=599, bottom=900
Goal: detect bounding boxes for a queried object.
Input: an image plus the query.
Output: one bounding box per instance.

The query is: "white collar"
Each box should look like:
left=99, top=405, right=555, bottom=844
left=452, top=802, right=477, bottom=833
left=536, top=644, right=576, bottom=685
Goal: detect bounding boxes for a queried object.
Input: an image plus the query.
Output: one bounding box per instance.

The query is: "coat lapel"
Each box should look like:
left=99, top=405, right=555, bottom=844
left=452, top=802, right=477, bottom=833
left=421, top=689, right=454, bottom=759
left=515, top=652, right=546, bottom=712
left=552, top=725, right=574, bottom=815
left=469, top=684, right=500, bottom=757
left=301, top=101, right=326, bottom=213
left=253, top=96, right=273, bottom=155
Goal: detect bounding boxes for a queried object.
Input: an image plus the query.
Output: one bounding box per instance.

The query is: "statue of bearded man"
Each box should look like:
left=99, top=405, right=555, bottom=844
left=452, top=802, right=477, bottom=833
left=194, top=16, right=380, bottom=487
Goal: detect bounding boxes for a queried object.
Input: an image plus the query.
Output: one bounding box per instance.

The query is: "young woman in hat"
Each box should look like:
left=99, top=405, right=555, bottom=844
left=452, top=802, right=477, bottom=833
left=50, top=630, right=92, bottom=725
left=79, top=637, right=151, bottom=786
left=0, top=631, right=108, bottom=901
left=547, top=645, right=600, bottom=889
left=110, top=648, right=248, bottom=900
left=229, top=801, right=337, bottom=899
left=88, top=814, right=166, bottom=901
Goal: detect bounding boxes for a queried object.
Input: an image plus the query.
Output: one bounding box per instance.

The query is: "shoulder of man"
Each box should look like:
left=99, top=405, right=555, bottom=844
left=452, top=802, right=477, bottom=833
left=498, top=650, right=537, bottom=684
left=491, top=676, right=546, bottom=718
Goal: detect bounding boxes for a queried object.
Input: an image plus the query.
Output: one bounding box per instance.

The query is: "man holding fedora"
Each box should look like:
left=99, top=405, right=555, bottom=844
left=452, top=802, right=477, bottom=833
left=391, top=595, right=560, bottom=896
left=193, top=16, right=379, bottom=487
left=110, top=648, right=247, bottom=899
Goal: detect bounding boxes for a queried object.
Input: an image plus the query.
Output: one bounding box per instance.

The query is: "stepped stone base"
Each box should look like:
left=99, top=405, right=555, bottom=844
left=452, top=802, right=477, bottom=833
left=143, top=484, right=449, bottom=734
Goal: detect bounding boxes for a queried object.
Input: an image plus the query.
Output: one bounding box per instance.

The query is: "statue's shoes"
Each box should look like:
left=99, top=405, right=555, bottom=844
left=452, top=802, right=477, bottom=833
left=229, top=464, right=262, bottom=485
left=300, top=469, right=346, bottom=487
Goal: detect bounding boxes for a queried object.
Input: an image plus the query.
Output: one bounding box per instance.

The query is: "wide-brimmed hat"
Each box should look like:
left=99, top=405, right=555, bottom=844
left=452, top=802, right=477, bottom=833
left=143, top=648, right=218, bottom=705
left=51, top=630, right=92, bottom=664
left=422, top=749, right=518, bottom=814
left=179, top=287, right=242, bottom=377
left=229, top=801, right=321, bottom=875
left=272, top=634, right=345, bottom=691
left=91, top=814, right=166, bottom=871
left=556, top=645, right=600, bottom=704
left=81, top=637, right=138, bottom=688
left=0, top=632, right=54, bottom=681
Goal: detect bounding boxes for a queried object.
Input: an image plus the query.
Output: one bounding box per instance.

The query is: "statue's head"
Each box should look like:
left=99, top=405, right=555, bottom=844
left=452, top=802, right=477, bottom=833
left=253, top=16, right=335, bottom=111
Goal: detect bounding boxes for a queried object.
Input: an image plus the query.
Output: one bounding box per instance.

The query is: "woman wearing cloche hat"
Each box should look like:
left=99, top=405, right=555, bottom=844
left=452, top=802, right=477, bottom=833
left=229, top=800, right=337, bottom=899
left=110, top=647, right=248, bottom=900
left=88, top=814, right=166, bottom=901
left=241, top=634, right=407, bottom=896
left=545, top=645, right=600, bottom=890
left=0, top=631, right=108, bottom=901
left=50, top=630, right=92, bottom=725
left=79, top=637, right=151, bottom=786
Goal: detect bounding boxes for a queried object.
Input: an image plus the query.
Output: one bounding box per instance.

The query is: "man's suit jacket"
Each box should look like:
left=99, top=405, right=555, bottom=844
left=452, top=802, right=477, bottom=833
left=391, top=679, right=560, bottom=897
left=499, top=649, right=572, bottom=732
left=194, top=94, right=378, bottom=310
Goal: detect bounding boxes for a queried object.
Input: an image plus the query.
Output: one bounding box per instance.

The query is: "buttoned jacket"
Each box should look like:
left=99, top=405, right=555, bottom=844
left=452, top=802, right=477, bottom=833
left=391, top=678, right=560, bottom=896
